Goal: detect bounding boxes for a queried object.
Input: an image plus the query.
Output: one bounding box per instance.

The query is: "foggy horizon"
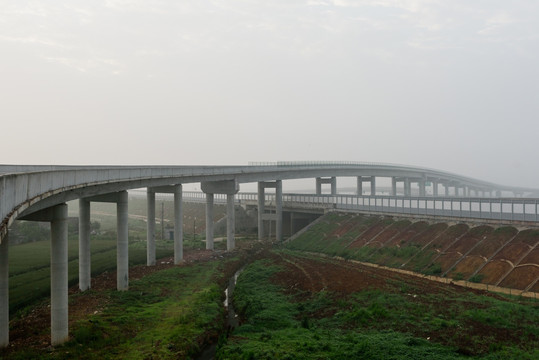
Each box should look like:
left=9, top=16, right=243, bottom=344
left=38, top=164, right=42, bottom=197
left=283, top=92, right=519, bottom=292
left=1, top=1, right=538, bottom=188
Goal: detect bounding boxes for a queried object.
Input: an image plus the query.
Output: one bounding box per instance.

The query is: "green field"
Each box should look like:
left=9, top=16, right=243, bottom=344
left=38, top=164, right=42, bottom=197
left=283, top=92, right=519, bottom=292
left=7, top=255, right=240, bottom=359
left=8, top=232, right=177, bottom=314
left=218, top=250, right=539, bottom=359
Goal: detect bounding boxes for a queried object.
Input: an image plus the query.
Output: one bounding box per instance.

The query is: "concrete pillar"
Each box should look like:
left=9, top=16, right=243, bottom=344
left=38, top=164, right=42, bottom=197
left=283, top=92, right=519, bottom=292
left=174, top=185, right=183, bottom=264
left=445, top=185, right=449, bottom=196
left=315, top=178, right=322, bottom=195
left=79, top=199, right=91, bottom=291
left=433, top=181, right=438, bottom=197
left=205, top=193, right=214, bottom=250
left=146, top=189, right=156, bottom=266
left=227, top=194, right=235, bottom=251
left=331, top=177, right=337, bottom=195
left=357, top=177, right=363, bottom=195
left=276, top=180, right=283, bottom=241
left=290, top=213, right=296, bottom=235
left=391, top=177, right=397, bottom=196
left=51, top=204, right=68, bottom=345
left=419, top=181, right=426, bottom=197
left=404, top=178, right=411, bottom=197
left=370, top=177, right=376, bottom=195
left=258, top=182, right=265, bottom=240
left=0, top=234, right=8, bottom=347
left=117, top=191, right=129, bottom=291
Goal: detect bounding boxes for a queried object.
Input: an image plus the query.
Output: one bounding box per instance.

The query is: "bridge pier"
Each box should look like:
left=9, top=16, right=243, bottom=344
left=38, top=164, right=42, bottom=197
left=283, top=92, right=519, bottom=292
left=174, top=185, right=183, bottom=263
left=316, top=177, right=336, bottom=195
left=205, top=193, right=214, bottom=250
left=357, top=176, right=376, bottom=195
left=20, top=204, right=69, bottom=345
left=116, top=192, right=129, bottom=291
left=227, top=194, right=235, bottom=251
left=79, top=199, right=91, bottom=291
left=82, top=191, right=129, bottom=291
left=357, top=177, right=363, bottom=195
left=432, top=181, right=439, bottom=196
left=0, top=233, right=8, bottom=347
left=419, top=181, right=426, bottom=197
left=404, top=178, right=411, bottom=196
left=148, top=185, right=184, bottom=263
left=146, top=189, right=156, bottom=265
left=201, top=180, right=239, bottom=251
left=391, top=177, right=397, bottom=196
left=257, top=180, right=283, bottom=241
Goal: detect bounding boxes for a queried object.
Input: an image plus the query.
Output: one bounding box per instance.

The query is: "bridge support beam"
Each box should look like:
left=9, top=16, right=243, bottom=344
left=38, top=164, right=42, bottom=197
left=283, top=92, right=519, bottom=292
left=391, top=177, right=397, bottom=196
left=257, top=180, right=283, bottom=241
left=0, top=234, right=8, bottom=347
left=79, top=199, right=91, bottom=291
left=227, top=194, right=235, bottom=251
left=316, top=177, right=336, bottom=195
left=174, top=185, right=183, bottom=263
left=116, top=192, right=129, bottom=291
left=149, top=185, right=184, bottom=263
left=201, top=180, right=239, bottom=251
left=21, top=204, right=69, bottom=345
left=146, top=189, right=156, bottom=266
left=357, top=177, right=363, bottom=195
left=432, top=181, right=439, bottom=197
left=404, top=178, right=411, bottom=197
left=83, top=191, right=129, bottom=291
left=51, top=204, right=69, bottom=345
left=205, top=193, right=214, bottom=250
left=419, top=181, right=426, bottom=197
left=357, top=176, right=376, bottom=195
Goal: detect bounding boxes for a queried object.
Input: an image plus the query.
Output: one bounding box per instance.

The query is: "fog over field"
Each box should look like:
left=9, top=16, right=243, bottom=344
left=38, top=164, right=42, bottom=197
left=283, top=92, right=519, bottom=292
left=1, top=1, right=538, bottom=188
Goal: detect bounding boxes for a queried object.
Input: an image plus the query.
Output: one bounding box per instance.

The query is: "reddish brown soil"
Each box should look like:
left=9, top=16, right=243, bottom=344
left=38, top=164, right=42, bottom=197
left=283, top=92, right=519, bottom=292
left=385, top=221, right=429, bottom=247
left=447, top=226, right=492, bottom=256
left=520, top=248, right=539, bottom=264
left=428, top=224, right=469, bottom=250
left=512, top=229, right=539, bottom=247
left=406, top=223, right=448, bottom=246
left=493, top=243, right=533, bottom=263
left=316, top=214, right=538, bottom=292
left=436, top=252, right=463, bottom=273
left=499, top=265, right=539, bottom=289
left=329, top=217, right=359, bottom=238
left=477, top=261, right=512, bottom=284
left=347, top=221, right=389, bottom=249
left=448, top=256, right=487, bottom=278
left=530, top=281, right=539, bottom=293
left=367, top=221, right=410, bottom=248
left=267, top=252, right=532, bottom=355
left=468, top=228, right=517, bottom=258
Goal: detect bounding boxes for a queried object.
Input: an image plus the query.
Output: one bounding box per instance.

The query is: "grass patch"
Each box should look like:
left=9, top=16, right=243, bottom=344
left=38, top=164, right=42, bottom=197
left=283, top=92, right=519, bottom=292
left=218, top=251, right=539, bottom=359
left=19, top=259, right=232, bottom=360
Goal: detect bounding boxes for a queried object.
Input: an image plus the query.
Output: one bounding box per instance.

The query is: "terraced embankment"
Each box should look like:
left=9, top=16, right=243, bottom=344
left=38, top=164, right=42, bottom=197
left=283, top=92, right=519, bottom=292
left=286, top=212, right=539, bottom=295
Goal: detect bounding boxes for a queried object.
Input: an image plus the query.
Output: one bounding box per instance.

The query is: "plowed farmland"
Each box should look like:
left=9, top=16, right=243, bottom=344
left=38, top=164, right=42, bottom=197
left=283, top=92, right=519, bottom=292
left=286, top=213, right=539, bottom=292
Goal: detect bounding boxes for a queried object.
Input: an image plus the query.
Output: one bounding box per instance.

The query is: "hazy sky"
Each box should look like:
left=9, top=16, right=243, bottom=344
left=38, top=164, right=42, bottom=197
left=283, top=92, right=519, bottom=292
left=1, top=1, right=538, bottom=188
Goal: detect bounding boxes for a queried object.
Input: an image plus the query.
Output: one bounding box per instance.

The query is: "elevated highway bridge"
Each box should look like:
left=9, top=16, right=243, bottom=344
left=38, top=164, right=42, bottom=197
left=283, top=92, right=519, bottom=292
left=1, top=162, right=538, bottom=346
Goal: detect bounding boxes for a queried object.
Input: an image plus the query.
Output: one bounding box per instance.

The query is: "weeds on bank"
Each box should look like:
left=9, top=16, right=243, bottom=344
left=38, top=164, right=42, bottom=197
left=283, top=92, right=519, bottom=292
left=11, top=259, right=230, bottom=360
left=218, top=252, right=539, bottom=359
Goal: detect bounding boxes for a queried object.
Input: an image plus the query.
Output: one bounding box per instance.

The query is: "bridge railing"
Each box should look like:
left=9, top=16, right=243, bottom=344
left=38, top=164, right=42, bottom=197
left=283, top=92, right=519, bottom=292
left=180, top=191, right=539, bottom=223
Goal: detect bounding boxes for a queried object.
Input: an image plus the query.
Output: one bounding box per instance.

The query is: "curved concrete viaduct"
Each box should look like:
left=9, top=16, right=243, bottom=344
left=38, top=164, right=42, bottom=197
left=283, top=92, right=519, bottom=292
left=0, top=162, right=537, bottom=346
